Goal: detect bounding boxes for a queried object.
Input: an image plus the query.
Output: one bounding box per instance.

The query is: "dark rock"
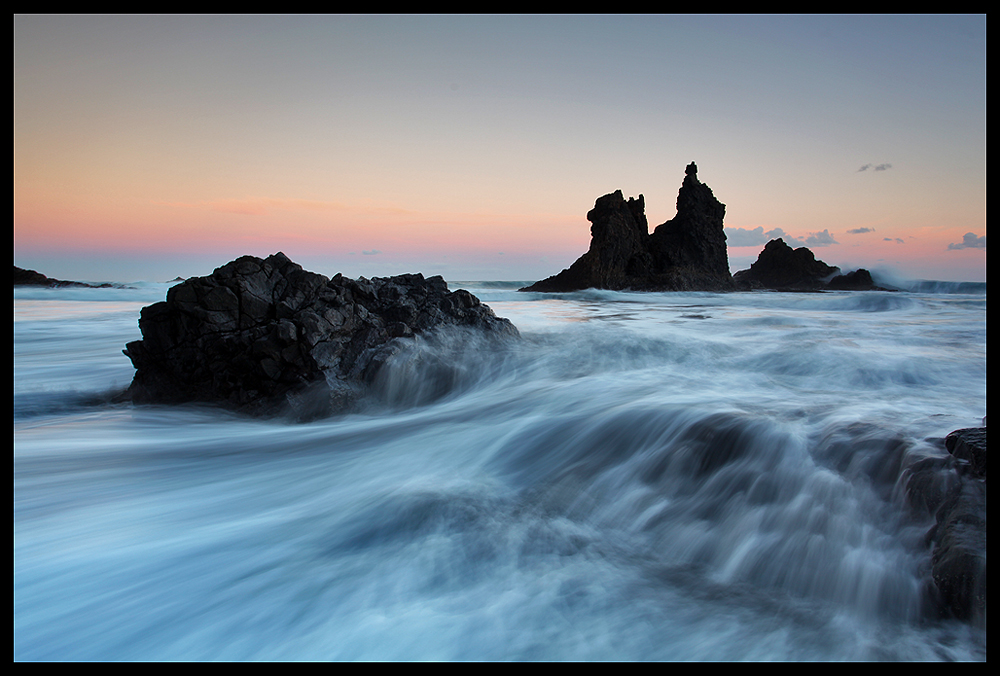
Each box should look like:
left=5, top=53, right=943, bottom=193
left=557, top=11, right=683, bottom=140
left=14, top=265, right=117, bottom=288
left=732, top=238, right=840, bottom=290
left=945, top=427, right=987, bottom=479
left=914, top=426, right=987, bottom=627
left=930, top=476, right=986, bottom=626
left=827, top=268, right=877, bottom=290
left=647, top=162, right=733, bottom=291
left=520, top=162, right=734, bottom=292
left=123, top=252, right=519, bottom=419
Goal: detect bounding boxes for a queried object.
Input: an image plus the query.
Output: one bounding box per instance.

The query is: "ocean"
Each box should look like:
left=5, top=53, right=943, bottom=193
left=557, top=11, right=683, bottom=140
left=13, top=278, right=986, bottom=661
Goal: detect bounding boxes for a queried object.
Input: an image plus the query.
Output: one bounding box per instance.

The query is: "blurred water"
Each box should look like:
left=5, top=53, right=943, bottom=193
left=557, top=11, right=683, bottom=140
left=14, top=282, right=986, bottom=660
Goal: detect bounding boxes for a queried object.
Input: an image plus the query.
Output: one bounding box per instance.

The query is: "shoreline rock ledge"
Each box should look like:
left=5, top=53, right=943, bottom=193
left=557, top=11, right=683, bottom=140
left=123, top=253, right=518, bottom=419
left=520, top=162, right=734, bottom=292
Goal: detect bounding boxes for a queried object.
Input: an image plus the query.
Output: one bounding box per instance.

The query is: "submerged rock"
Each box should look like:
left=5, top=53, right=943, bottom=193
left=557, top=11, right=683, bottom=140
left=123, top=252, right=518, bottom=419
left=520, top=162, right=734, bottom=292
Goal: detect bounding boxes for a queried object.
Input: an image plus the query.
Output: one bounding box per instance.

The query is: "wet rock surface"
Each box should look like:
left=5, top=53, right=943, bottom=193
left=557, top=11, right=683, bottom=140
left=905, top=426, right=987, bottom=626
left=123, top=252, right=518, bottom=419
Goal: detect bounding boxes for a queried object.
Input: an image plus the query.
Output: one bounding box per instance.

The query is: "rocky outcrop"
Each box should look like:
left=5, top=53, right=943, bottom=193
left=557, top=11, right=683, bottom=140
left=905, top=425, right=986, bottom=627
left=827, top=268, right=877, bottom=290
left=520, top=162, right=734, bottom=292
left=732, top=239, right=886, bottom=291
left=732, top=238, right=839, bottom=290
left=123, top=252, right=518, bottom=419
left=14, top=265, right=117, bottom=288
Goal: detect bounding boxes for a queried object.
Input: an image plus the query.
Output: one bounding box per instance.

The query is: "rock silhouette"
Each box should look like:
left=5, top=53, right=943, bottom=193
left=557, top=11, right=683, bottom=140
left=520, top=162, right=734, bottom=292
left=732, top=238, right=885, bottom=291
left=14, top=265, right=118, bottom=288
left=123, top=252, right=518, bottom=419
left=732, top=238, right=840, bottom=290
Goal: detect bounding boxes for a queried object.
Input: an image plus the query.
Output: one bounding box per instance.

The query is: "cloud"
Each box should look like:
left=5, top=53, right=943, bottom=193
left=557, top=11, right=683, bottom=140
left=847, top=227, right=875, bottom=234
left=857, top=163, right=892, bottom=172
left=947, top=233, right=986, bottom=250
left=803, top=229, right=838, bottom=247
left=726, top=227, right=837, bottom=248
left=725, top=226, right=792, bottom=247
left=362, top=249, right=382, bottom=255
left=883, top=237, right=905, bottom=244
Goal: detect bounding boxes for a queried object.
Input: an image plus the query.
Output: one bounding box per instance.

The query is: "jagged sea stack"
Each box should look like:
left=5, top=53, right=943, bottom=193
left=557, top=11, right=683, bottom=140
left=520, top=162, right=734, bottom=292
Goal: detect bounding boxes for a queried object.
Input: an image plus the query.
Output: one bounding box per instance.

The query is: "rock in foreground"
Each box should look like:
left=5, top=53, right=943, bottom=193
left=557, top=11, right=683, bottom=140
left=520, top=162, right=734, bottom=292
left=905, top=425, right=987, bottom=627
left=123, top=253, right=518, bottom=419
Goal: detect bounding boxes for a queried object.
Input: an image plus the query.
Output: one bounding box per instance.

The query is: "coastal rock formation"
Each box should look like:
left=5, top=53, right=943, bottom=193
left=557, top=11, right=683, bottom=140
left=14, top=265, right=117, bottom=289
left=929, top=427, right=986, bottom=626
left=520, top=162, right=734, bottom=292
left=904, top=425, right=987, bottom=626
left=732, top=239, right=884, bottom=291
left=123, top=252, right=518, bottom=419
left=732, top=238, right=840, bottom=290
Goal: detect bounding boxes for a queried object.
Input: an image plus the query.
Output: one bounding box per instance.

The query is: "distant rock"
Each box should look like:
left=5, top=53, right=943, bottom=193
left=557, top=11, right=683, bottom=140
left=827, top=268, right=877, bottom=290
left=123, top=252, right=519, bottom=419
left=520, top=162, right=734, bottom=292
left=732, top=239, right=886, bottom=291
left=14, top=265, right=117, bottom=288
left=732, top=238, right=839, bottom=290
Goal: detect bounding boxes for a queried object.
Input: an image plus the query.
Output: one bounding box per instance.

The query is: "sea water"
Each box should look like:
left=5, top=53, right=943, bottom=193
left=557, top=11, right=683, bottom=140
left=13, top=279, right=986, bottom=661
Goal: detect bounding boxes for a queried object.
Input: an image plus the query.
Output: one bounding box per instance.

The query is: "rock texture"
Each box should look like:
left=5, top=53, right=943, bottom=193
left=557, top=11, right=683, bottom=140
left=905, top=425, right=987, bottom=627
left=520, top=162, right=734, bottom=292
left=929, top=427, right=987, bottom=626
left=123, top=252, right=518, bottom=419
left=732, top=239, right=885, bottom=291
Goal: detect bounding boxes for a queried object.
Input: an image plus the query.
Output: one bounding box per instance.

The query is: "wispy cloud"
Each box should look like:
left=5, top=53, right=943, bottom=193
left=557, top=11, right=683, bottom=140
left=947, top=232, right=986, bottom=250
left=724, top=226, right=791, bottom=247
left=726, top=226, right=837, bottom=248
left=804, top=229, right=838, bottom=247
left=857, top=163, right=893, bottom=172
left=361, top=249, right=382, bottom=255
left=883, top=237, right=905, bottom=244
left=847, top=227, right=875, bottom=234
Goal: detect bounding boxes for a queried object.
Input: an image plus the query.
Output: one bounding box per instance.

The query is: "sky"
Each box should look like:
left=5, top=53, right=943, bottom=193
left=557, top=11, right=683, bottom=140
left=14, top=14, right=986, bottom=284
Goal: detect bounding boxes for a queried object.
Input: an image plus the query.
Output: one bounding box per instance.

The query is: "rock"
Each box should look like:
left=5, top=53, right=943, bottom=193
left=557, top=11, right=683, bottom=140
left=827, top=268, right=877, bottom=290
left=733, top=240, right=890, bottom=292
left=929, top=476, right=987, bottom=626
left=520, top=162, right=734, bottom=292
left=732, top=238, right=840, bottom=290
left=123, top=252, right=518, bottom=419
left=647, top=162, right=733, bottom=290
left=914, top=426, right=987, bottom=627
left=14, top=265, right=117, bottom=288
left=945, top=427, right=987, bottom=480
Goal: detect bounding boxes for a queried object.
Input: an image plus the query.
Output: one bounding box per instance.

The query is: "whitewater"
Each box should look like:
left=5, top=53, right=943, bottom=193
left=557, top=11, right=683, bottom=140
left=14, top=278, right=986, bottom=661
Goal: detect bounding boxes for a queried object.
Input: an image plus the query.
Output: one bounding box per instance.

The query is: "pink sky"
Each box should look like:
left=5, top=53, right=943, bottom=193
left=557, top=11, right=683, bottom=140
left=14, top=15, right=985, bottom=284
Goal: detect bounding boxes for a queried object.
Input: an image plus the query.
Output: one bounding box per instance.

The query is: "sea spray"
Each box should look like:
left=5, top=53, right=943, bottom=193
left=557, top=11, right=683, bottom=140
left=15, top=283, right=986, bottom=660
